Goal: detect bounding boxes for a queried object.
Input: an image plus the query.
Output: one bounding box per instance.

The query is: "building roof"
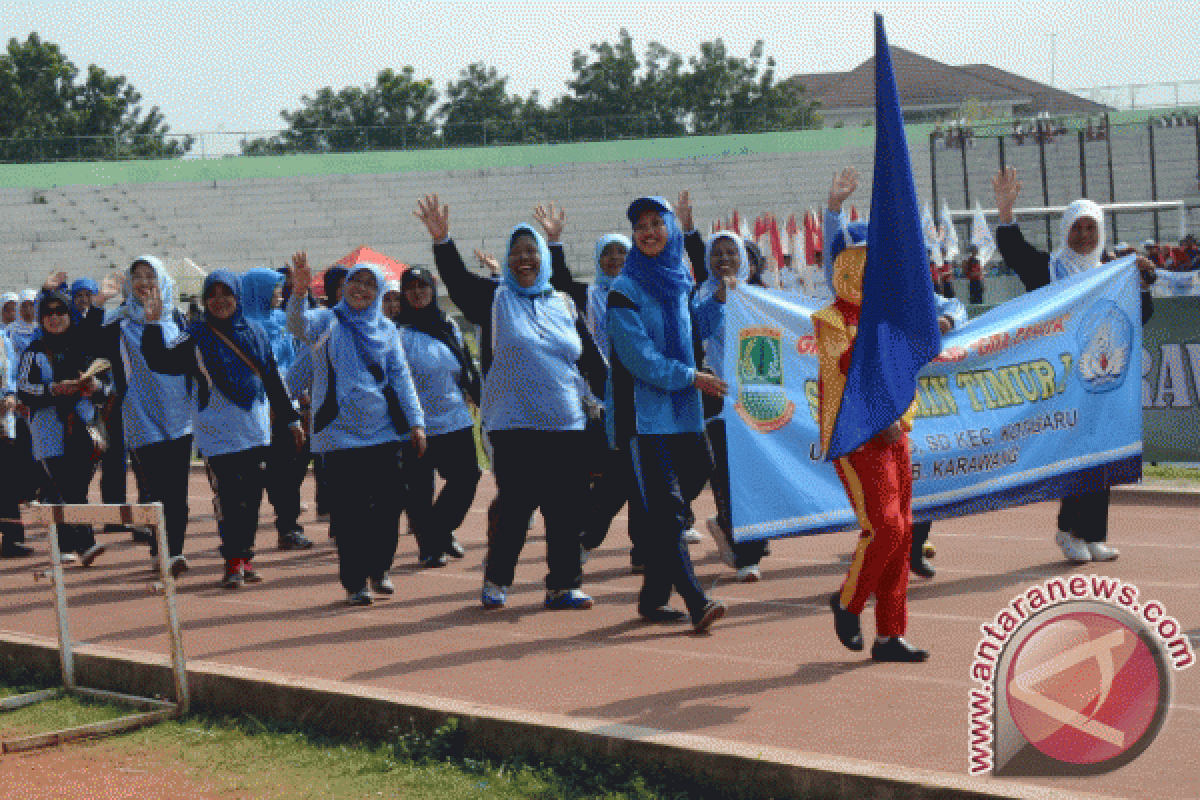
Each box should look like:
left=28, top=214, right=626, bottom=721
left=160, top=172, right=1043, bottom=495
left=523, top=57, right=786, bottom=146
left=786, top=46, right=1110, bottom=116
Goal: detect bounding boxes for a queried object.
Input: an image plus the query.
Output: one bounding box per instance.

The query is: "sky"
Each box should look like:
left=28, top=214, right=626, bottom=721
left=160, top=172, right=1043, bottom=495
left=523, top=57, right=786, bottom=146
left=3, top=1, right=1198, bottom=137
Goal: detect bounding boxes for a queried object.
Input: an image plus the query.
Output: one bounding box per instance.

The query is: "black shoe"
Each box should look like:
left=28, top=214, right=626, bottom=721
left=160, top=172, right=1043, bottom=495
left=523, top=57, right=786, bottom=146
left=692, top=601, right=726, bottom=633
left=444, top=537, right=465, bottom=559
left=1, top=541, right=34, bottom=558
left=420, top=554, right=447, bottom=569
left=638, top=606, right=688, bottom=624
left=910, top=556, right=936, bottom=579
left=871, top=637, right=929, bottom=663
left=370, top=573, right=396, bottom=594
left=347, top=588, right=373, bottom=606
left=830, top=592, right=863, bottom=651
left=278, top=531, right=314, bottom=551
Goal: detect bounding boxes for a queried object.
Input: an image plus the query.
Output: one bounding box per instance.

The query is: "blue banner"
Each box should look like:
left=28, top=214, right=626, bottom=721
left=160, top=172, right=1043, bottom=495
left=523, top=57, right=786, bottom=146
left=726, top=258, right=1144, bottom=541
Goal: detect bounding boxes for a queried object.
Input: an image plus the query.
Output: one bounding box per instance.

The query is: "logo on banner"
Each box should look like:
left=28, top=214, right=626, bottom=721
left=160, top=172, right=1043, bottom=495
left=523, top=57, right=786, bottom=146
left=1077, top=300, right=1133, bottom=393
left=734, top=326, right=795, bottom=432
left=968, top=577, right=1193, bottom=776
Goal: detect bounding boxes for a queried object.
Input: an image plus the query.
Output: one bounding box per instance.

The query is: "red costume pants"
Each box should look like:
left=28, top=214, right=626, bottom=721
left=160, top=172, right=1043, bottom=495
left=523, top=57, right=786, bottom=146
left=834, top=432, right=913, bottom=638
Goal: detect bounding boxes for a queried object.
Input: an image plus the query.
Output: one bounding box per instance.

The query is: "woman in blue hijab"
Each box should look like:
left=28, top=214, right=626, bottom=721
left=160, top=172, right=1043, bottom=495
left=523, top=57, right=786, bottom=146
left=287, top=254, right=426, bottom=607
left=414, top=196, right=595, bottom=612
left=142, top=269, right=303, bottom=588
left=605, top=196, right=730, bottom=633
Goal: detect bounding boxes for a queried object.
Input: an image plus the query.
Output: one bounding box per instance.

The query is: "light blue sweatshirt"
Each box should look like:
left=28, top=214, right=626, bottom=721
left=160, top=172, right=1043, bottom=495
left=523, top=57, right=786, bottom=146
left=398, top=322, right=474, bottom=437
left=286, top=268, right=424, bottom=454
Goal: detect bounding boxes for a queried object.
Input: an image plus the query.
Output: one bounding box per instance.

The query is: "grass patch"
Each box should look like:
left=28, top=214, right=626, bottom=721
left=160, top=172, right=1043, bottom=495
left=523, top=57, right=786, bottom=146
left=0, top=673, right=739, bottom=799
left=1143, top=464, right=1200, bottom=483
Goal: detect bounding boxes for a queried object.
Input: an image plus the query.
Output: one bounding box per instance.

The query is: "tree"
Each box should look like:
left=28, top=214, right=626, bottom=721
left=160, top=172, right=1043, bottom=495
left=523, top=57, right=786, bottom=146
left=438, top=63, right=540, bottom=146
left=0, top=33, right=191, bottom=161
left=681, top=39, right=819, bottom=134
left=242, top=66, right=437, bottom=154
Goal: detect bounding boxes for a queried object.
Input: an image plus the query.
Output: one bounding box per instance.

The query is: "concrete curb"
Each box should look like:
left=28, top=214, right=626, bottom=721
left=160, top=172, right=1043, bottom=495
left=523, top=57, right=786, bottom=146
left=0, top=631, right=1117, bottom=800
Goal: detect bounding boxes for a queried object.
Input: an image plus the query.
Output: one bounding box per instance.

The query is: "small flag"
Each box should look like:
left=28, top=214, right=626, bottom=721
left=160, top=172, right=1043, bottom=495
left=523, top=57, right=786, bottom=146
left=940, top=200, right=961, bottom=261
left=970, top=201, right=997, bottom=263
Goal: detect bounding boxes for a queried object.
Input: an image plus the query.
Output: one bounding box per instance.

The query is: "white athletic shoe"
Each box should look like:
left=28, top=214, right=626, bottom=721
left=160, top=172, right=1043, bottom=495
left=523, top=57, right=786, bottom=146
left=59, top=552, right=78, bottom=565
left=735, top=565, right=762, bottom=583
left=682, top=527, right=704, bottom=544
left=705, top=516, right=736, bottom=567
left=1055, top=530, right=1092, bottom=563
left=1087, top=542, right=1120, bottom=562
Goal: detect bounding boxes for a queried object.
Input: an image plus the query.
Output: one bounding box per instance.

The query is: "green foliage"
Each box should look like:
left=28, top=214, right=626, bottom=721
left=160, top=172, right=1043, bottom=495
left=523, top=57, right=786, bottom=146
left=0, top=33, right=191, bottom=162
left=244, top=30, right=821, bottom=155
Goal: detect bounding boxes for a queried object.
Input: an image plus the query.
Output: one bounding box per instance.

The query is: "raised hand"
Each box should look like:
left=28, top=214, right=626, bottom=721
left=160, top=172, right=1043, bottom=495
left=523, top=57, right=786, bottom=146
left=828, top=167, right=858, bottom=212
left=473, top=249, right=501, bottom=277
left=993, top=167, right=1021, bottom=224
left=676, top=190, right=695, bottom=232
left=142, top=285, right=164, bottom=323
left=290, top=252, right=311, bottom=298
left=713, top=273, right=739, bottom=304
left=43, top=270, right=68, bottom=292
left=413, top=194, right=450, bottom=242
left=533, top=204, right=566, bottom=242
left=99, top=273, right=122, bottom=304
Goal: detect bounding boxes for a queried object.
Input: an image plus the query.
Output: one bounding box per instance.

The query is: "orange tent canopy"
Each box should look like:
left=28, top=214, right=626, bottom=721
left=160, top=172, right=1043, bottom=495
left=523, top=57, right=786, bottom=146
left=310, top=246, right=409, bottom=294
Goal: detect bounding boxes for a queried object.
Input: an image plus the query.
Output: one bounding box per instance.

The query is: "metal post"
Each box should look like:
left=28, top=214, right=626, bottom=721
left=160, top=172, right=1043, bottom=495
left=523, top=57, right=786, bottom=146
left=1078, top=130, right=1088, bottom=198
left=960, top=132, right=971, bottom=206
left=1106, top=114, right=1118, bottom=243
left=1148, top=121, right=1161, bottom=242
left=929, top=131, right=939, bottom=218
left=154, top=502, right=189, bottom=714
left=1036, top=120, right=1053, bottom=249
left=46, top=520, right=74, bottom=691
left=998, top=135, right=1006, bottom=172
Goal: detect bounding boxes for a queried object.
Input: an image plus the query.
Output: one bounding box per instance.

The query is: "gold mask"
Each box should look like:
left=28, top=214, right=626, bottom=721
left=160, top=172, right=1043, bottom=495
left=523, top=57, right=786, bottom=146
left=832, top=246, right=866, bottom=306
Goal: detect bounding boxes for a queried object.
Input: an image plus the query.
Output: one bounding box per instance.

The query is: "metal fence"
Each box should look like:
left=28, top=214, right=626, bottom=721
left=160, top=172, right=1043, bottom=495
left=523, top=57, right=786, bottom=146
left=930, top=113, right=1200, bottom=250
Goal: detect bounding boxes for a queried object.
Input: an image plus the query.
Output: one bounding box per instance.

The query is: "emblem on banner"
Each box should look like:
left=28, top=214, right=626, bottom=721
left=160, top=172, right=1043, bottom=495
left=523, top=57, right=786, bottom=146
left=734, top=326, right=795, bottom=432
left=1076, top=300, right=1133, bottom=394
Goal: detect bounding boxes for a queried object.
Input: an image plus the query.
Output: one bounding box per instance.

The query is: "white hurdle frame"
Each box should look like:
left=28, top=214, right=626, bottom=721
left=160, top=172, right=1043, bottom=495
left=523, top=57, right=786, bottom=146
left=0, top=501, right=188, bottom=753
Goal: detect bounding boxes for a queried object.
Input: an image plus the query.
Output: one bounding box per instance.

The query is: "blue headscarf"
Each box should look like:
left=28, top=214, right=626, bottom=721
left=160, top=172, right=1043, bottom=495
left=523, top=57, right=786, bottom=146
left=68, top=277, right=99, bottom=325
left=240, top=267, right=293, bottom=370
left=621, top=197, right=693, bottom=305
left=192, top=269, right=269, bottom=411
left=593, top=233, right=631, bottom=290
left=331, top=263, right=397, bottom=377
left=502, top=225, right=554, bottom=297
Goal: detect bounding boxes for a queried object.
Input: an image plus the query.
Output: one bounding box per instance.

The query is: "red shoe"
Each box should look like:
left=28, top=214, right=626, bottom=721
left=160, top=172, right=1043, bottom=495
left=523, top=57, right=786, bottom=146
left=222, top=558, right=244, bottom=589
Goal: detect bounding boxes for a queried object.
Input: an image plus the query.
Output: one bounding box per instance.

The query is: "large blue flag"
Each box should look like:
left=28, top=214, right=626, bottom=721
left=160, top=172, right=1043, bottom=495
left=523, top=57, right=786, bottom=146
left=827, top=13, right=941, bottom=459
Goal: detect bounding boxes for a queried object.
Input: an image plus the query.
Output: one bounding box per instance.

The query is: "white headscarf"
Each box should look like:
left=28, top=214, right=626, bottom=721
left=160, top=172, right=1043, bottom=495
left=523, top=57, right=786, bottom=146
left=1048, top=200, right=1105, bottom=282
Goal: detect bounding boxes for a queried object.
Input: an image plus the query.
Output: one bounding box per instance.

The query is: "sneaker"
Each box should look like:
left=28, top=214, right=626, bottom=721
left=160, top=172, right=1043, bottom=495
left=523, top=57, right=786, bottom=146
left=1087, top=541, right=1119, bottom=562
left=639, top=606, right=688, bottom=624
left=682, top=527, right=704, bottom=544
left=1055, top=530, right=1092, bottom=563
left=420, top=553, right=447, bottom=569
left=299, top=502, right=310, bottom=512
left=706, top=516, right=736, bottom=567
left=735, top=565, right=761, bottom=583
left=922, top=541, right=936, bottom=559
left=370, top=573, right=395, bottom=595
left=692, top=600, right=726, bottom=633
left=444, top=536, right=466, bottom=559
left=59, top=552, right=79, bottom=565
left=168, top=555, right=189, bottom=579
left=544, top=589, right=594, bottom=610
left=1, top=541, right=34, bottom=558
left=830, top=592, right=864, bottom=651
left=481, top=580, right=507, bottom=609
left=910, top=556, right=936, bottom=579
left=871, top=636, right=929, bottom=663
left=347, top=588, right=373, bottom=606
left=242, top=561, right=262, bottom=583
left=222, top=559, right=244, bottom=589
left=80, top=544, right=107, bottom=568
left=278, top=531, right=314, bottom=551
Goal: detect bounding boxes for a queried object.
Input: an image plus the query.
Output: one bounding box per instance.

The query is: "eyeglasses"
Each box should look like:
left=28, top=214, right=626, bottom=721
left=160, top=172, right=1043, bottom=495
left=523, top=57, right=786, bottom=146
left=44, top=308, right=70, bottom=317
